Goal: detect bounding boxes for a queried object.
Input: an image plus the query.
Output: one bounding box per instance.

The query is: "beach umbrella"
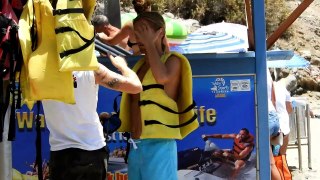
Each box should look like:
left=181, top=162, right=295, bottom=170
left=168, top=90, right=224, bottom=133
left=176, top=22, right=249, bottom=54
left=267, top=54, right=310, bottom=68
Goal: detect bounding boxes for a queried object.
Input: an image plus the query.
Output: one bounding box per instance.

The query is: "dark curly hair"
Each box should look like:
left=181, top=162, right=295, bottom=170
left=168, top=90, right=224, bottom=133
left=132, top=0, right=152, bottom=14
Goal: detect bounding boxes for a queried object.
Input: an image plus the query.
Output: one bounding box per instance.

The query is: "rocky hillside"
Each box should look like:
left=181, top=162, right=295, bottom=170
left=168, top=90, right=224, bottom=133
left=274, top=1, right=320, bottom=94
left=273, top=0, right=320, bottom=114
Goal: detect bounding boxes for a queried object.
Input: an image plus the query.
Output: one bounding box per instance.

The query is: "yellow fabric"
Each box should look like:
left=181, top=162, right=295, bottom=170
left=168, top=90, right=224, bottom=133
left=82, top=0, right=96, bottom=22
left=18, top=0, right=34, bottom=108
left=119, top=52, right=198, bottom=139
left=18, top=0, right=75, bottom=106
left=12, top=168, right=38, bottom=180
left=12, top=168, right=23, bottom=180
left=54, top=0, right=98, bottom=71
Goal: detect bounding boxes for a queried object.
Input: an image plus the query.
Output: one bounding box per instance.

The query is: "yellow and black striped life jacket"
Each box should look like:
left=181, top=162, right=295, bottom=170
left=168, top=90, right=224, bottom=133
left=18, top=0, right=98, bottom=107
left=119, top=52, right=199, bottom=139
left=54, top=0, right=98, bottom=71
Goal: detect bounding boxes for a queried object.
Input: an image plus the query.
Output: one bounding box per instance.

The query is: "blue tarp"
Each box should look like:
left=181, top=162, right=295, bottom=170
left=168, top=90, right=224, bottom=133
left=267, top=54, right=310, bottom=68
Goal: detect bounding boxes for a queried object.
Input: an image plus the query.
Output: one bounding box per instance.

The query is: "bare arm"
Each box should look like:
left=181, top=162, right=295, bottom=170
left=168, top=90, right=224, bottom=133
left=203, top=133, right=236, bottom=140
left=231, top=146, right=253, bottom=160
left=136, top=23, right=180, bottom=85
left=94, top=54, right=142, bottom=94
left=148, top=49, right=181, bottom=100
left=149, top=50, right=181, bottom=85
left=271, top=82, right=276, bottom=109
left=286, top=101, right=293, bottom=114
left=97, top=23, right=132, bottom=46
left=285, top=89, right=293, bottom=114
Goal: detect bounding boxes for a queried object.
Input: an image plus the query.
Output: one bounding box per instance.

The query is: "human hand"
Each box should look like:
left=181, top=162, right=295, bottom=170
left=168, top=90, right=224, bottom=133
left=96, top=33, right=105, bottom=40
left=222, top=151, right=229, bottom=157
left=96, top=33, right=111, bottom=42
left=134, top=21, right=162, bottom=45
left=108, top=54, right=128, bottom=71
left=202, top=134, right=208, bottom=141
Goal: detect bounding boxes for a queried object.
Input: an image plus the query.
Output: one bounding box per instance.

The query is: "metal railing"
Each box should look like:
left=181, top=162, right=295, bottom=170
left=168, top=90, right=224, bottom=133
left=288, top=103, right=312, bottom=170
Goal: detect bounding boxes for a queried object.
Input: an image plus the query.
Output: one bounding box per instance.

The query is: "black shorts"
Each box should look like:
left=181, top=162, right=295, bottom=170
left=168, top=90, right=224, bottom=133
left=49, top=147, right=108, bottom=180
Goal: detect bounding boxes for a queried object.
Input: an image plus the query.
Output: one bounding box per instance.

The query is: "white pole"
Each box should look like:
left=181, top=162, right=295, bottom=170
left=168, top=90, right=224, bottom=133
left=0, top=105, right=13, bottom=180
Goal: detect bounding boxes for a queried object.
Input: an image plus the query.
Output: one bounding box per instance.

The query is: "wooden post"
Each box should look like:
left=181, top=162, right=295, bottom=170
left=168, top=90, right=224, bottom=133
left=245, top=0, right=255, bottom=50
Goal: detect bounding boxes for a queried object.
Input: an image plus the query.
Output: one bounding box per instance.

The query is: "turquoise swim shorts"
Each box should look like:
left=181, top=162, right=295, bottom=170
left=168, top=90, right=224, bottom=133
left=128, top=139, right=178, bottom=180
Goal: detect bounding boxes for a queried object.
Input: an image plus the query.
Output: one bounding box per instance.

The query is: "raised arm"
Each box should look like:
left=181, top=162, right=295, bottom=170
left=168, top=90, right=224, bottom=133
left=97, top=23, right=132, bottom=46
left=202, top=133, right=236, bottom=141
left=137, top=25, right=179, bottom=81
left=229, top=146, right=253, bottom=160
left=94, top=54, right=142, bottom=94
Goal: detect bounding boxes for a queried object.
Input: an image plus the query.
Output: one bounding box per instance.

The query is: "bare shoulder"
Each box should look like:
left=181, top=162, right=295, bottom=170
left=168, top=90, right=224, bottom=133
left=166, top=54, right=182, bottom=66
left=122, top=22, right=134, bottom=32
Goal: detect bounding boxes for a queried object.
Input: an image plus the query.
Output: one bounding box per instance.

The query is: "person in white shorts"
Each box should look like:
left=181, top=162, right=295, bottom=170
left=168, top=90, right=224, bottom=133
left=273, top=76, right=293, bottom=155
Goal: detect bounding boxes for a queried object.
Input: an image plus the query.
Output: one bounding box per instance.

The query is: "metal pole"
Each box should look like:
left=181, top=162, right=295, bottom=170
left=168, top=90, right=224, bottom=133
left=306, top=104, right=312, bottom=169
left=296, top=106, right=302, bottom=171
left=252, top=0, right=269, bottom=179
left=104, top=0, right=121, bottom=29
left=0, top=81, right=12, bottom=180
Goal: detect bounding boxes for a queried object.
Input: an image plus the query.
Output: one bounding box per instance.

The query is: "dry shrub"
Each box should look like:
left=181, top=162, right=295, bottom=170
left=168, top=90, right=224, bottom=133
left=265, top=0, right=294, bottom=39
left=119, top=0, right=293, bottom=39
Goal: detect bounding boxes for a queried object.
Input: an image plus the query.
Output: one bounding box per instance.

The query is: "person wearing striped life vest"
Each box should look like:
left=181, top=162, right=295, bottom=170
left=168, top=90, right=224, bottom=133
left=118, top=12, right=198, bottom=180
left=202, top=128, right=255, bottom=179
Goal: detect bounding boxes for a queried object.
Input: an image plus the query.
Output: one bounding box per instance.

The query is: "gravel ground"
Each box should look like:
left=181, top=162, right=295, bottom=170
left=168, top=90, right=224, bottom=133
left=287, top=94, right=320, bottom=180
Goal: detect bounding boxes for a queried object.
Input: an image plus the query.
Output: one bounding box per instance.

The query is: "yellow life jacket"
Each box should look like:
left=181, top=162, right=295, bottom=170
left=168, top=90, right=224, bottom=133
left=119, top=52, right=199, bottom=139
left=54, top=0, right=98, bottom=71
left=18, top=0, right=74, bottom=108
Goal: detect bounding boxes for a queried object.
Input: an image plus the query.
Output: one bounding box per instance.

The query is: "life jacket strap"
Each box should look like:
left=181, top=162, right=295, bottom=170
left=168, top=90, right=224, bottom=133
left=52, top=8, right=84, bottom=16
left=59, top=36, right=94, bottom=58
left=7, top=24, right=20, bottom=141
left=139, top=100, right=196, bottom=114
left=142, top=84, right=164, bottom=91
left=144, top=113, right=198, bottom=128
left=122, top=132, right=131, bottom=164
left=55, top=26, right=92, bottom=43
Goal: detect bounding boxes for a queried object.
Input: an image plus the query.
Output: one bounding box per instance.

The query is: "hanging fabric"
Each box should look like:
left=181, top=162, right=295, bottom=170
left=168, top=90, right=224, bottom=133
left=18, top=0, right=75, bottom=106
